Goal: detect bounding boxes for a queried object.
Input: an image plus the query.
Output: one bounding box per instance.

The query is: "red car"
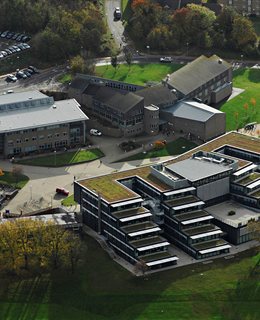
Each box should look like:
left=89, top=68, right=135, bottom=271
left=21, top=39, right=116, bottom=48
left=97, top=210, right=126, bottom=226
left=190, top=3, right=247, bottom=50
left=56, top=187, right=69, bottom=196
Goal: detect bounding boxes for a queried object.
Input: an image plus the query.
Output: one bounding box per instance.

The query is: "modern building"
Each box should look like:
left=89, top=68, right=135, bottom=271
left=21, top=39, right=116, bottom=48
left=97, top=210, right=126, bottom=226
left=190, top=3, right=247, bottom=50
left=74, top=132, right=259, bottom=270
left=219, top=0, right=260, bottom=16
left=160, top=100, right=226, bottom=141
left=164, top=55, right=232, bottom=104
left=74, top=132, right=260, bottom=268
left=0, top=91, right=89, bottom=157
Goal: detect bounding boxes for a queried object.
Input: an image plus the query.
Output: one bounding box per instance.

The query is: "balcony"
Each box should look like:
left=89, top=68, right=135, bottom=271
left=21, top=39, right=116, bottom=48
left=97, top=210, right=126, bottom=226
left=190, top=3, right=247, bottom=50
left=130, top=236, right=166, bottom=248
left=175, top=210, right=209, bottom=222
left=112, top=207, right=149, bottom=219
left=122, top=221, right=158, bottom=234
left=164, top=195, right=199, bottom=207
left=236, top=173, right=260, bottom=186
left=183, top=224, right=220, bottom=236
left=192, top=239, right=229, bottom=252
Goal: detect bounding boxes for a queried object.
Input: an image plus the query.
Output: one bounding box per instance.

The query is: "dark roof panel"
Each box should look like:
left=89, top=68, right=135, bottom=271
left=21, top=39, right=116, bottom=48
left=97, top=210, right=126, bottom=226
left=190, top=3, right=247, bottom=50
left=167, top=55, right=231, bottom=96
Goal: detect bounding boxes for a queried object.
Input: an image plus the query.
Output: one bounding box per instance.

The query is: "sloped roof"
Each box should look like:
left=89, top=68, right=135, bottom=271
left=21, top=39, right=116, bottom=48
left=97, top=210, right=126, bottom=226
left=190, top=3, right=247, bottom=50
left=84, top=84, right=144, bottom=113
left=69, top=78, right=90, bottom=92
left=162, top=100, right=223, bottom=122
left=167, top=55, right=231, bottom=96
left=136, top=84, right=177, bottom=107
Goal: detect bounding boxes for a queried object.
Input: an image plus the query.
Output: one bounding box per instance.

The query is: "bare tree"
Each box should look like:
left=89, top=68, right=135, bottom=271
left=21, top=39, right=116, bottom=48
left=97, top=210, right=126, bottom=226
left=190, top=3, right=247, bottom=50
left=11, top=165, right=23, bottom=186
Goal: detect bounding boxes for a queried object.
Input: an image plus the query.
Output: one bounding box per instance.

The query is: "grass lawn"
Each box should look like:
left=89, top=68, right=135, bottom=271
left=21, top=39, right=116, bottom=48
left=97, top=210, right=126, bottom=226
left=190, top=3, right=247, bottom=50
left=61, top=194, right=77, bottom=206
left=0, top=235, right=259, bottom=320
left=220, top=68, right=260, bottom=131
left=118, top=138, right=197, bottom=162
left=16, top=149, right=104, bottom=167
left=0, top=171, right=29, bottom=189
left=57, top=73, right=73, bottom=84
left=94, top=63, right=183, bottom=86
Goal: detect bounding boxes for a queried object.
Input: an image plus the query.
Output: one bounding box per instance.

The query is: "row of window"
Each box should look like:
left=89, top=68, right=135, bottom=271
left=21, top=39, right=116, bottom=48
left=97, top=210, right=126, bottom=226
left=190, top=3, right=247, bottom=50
left=6, top=124, right=68, bottom=136
left=7, top=133, right=68, bottom=146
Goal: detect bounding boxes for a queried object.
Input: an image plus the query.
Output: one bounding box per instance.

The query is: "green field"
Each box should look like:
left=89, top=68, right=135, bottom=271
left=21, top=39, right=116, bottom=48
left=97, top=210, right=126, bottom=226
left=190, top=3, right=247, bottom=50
left=61, top=194, right=77, bottom=206
left=118, top=138, right=197, bottom=162
left=95, top=63, right=183, bottom=86
left=0, top=171, right=29, bottom=189
left=16, top=149, right=104, bottom=167
left=0, top=235, right=259, bottom=320
left=220, top=68, right=260, bottom=131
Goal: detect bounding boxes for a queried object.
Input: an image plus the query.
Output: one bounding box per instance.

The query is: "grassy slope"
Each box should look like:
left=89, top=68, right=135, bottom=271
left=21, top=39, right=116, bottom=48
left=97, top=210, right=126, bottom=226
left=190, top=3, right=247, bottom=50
left=95, top=63, right=183, bottom=86
left=220, top=68, right=260, bottom=131
left=0, top=235, right=259, bottom=320
left=0, top=171, right=29, bottom=189
left=16, top=149, right=104, bottom=167
left=119, top=138, right=197, bottom=162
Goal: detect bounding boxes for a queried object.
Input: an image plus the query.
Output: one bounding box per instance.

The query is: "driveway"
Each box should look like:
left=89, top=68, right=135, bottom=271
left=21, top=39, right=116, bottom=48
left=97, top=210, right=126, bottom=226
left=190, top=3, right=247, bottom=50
left=105, top=0, right=126, bottom=48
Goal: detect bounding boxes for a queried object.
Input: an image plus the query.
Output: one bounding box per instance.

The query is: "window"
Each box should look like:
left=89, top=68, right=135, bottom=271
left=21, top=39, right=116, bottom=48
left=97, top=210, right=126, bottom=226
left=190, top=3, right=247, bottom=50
left=24, top=138, right=29, bottom=142
left=55, top=133, right=60, bottom=137
left=16, top=139, right=21, bottom=144
left=39, top=135, right=44, bottom=140
left=32, top=137, right=37, bottom=141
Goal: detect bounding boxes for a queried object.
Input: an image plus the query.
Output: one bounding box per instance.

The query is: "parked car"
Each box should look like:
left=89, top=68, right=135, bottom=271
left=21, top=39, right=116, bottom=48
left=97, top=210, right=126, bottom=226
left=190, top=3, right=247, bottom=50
left=6, top=31, right=15, bottom=39
left=114, top=7, right=122, bottom=20
left=22, top=43, right=30, bottom=49
left=12, top=33, right=20, bottom=40
left=4, top=49, right=12, bottom=55
left=0, top=53, right=4, bottom=59
left=0, top=51, right=7, bottom=57
left=56, top=187, right=69, bottom=196
left=90, top=129, right=102, bottom=136
left=21, top=35, right=31, bottom=42
left=1, top=30, right=9, bottom=38
left=28, top=65, right=39, bottom=73
left=23, top=69, right=32, bottom=77
left=5, top=74, right=17, bottom=82
left=12, top=45, right=21, bottom=52
left=16, top=34, right=24, bottom=42
left=160, top=57, right=172, bottom=63
left=17, top=43, right=26, bottom=50
left=16, top=70, right=27, bottom=79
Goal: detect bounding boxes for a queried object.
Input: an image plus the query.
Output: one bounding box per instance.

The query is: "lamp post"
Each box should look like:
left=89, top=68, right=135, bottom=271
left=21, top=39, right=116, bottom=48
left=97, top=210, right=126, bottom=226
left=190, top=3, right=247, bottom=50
left=240, top=54, right=244, bottom=67
left=30, top=185, right=32, bottom=201
left=186, top=42, right=189, bottom=57
left=146, top=45, right=150, bottom=55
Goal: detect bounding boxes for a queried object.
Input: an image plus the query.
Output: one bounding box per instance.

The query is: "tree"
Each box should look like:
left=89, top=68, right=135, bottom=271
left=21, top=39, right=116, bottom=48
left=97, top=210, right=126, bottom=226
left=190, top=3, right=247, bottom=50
left=111, top=55, right=118, bottom=71
left=243, top=103, right=249, bottom=116
left=124, top=51, right=133, bottom=69
left=11, top=165, right=23, bottom=186
left=185, top=4, right=216, bottom=48
left=231, top=16, right=257, bottom=50
left=250, top=98, right=256, bottom=107
left=70, top=55, right=87, bottom=74
left=0, top=218, right=82, bottom=274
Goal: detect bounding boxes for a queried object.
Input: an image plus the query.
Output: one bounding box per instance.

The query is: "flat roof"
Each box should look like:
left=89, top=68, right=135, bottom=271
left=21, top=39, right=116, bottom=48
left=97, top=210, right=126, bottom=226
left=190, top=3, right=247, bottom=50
left=146, top=256, right=179, bottom=267
left=190, top=230, right=223, bottom=240
left=199, top=244, right=231, bottom=255
left=247, top=180, right=260, bottom=189
left=128, top=227, right=161, bottom=237
left=173, top=201, right=205, bottom=211
left=0, top=99, right=88, bottom=133
left=0, top=213, right=79, bottom=226
left=182, top=215, right=213, bottom=225
left=137, top=241, right=170, bottom=252
left=77, top=132, right=259, bottom=203
left=233, top=164, right=258, bottom=177
left=164, top=187, right=196, bottom=196
left=111, top=198, right=143, bottom=208
left=206, top=200, right=260, bottom=228
left=0, top=90, right=48, bottom=105
left=166, top=158, right=231, bottom=182
left=120, top=212, right=152, bottom=222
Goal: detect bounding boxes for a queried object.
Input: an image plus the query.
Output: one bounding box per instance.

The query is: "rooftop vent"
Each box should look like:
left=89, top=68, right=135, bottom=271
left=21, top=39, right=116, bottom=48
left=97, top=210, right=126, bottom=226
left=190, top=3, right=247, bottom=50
left=28, top=97, right=32, bottom=100
left=53, top=105, right=57, bottom=109
left=218, top=59, right=223, bottom=64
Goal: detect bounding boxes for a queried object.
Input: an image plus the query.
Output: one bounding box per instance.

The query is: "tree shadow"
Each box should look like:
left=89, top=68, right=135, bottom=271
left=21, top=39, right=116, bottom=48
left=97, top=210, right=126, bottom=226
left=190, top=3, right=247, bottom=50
left=222, top=263, right=260, bottom=320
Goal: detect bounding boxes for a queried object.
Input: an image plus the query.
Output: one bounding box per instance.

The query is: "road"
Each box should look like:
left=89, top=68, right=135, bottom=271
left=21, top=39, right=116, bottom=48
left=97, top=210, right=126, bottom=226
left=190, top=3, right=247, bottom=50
left=105, top=0, right=126, bottom=49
